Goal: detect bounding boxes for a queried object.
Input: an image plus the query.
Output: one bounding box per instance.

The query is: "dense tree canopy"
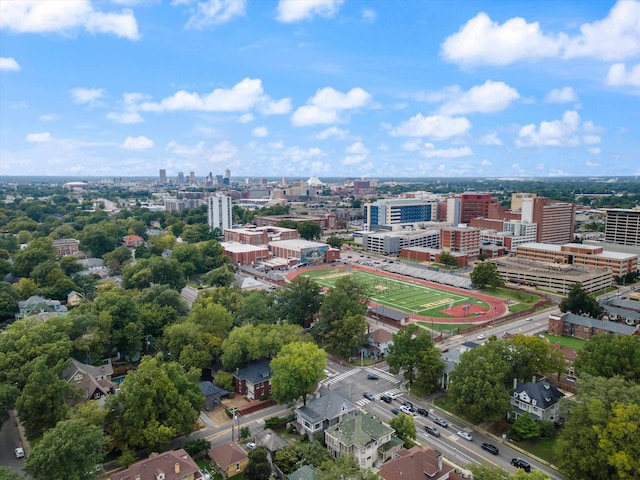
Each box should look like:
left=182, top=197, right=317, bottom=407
left=388, top=413, right=416, bottom=448
left=386, top=325, right=444, bottom=390
left=0, top=281, right=19, bottom=321
left=275, top=275, right=322, bottom=327
left=270, top=341, right=326, bottom=406
left=573, top=334, right=640, bottom=382
left=470, top=261, right=505, bottom=289
left=559, top=282, right=604, bottom=318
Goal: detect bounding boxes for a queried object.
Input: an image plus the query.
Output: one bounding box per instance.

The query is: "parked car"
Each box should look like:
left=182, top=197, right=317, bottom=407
left=380, top=395, right=393, bottom=403
left=15, top=447, right=24, bottom=459
left=457, top=430, right=473, bottom=441
left=433, top=417, right=449, bottom=428
left=477, top=334, right=487, bottom=340
left=416, top=407, right=429, bottom=417
left=246, top=442, right=257, bottom=450
left=481, top=443, right=499, bottom=455
left=367, top=373, right=379, bottom=380
left=511, top=458, right=531, bottom=472
left=424, top=425, right=440, bottom=437
left=363, top=392, right=375, bottom=401
left=391, top=408, right=401, bottom=415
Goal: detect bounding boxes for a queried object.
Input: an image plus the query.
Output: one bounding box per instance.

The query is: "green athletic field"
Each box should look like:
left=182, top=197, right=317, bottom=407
left=302, top=268, right=489, bottom=318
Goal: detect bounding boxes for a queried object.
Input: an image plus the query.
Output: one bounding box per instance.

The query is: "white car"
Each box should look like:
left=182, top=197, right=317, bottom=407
left=457, top=431, right=473, bottom=441
left=400, top=405, right=415, bottom=415
left=246, top=442, right=257, bottom=450
left=476, top=334, right=487, bottom=340
left=15, top=447, right=25, bottom=458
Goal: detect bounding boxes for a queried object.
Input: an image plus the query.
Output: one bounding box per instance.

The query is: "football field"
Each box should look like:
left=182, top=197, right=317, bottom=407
left=302, top=268, right=489, bottom=319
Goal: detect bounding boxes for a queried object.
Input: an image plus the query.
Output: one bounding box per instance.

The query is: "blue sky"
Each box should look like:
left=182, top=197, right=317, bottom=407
left=1, top=0, right=639, bottom=179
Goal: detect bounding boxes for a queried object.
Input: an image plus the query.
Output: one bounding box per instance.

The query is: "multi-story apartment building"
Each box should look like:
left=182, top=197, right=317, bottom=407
left=447, top=193, right=500, bottom=225
left=364, top=198, right=438, bottom=231
left=440, top=225, right=480, bottom=258
left=605, top=208, right=640, bottom=246
left=515, top=242, right=637, bottom=277
left=522, top=197, right=576, bottom=244
left=207, top=194, right=232, bottom=231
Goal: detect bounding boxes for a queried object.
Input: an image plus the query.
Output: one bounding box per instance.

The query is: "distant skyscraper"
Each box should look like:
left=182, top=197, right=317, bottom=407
left=207, top=194, right=232, bottom=231
left=223, top=168, right=230, bottom=185
left=216, top=174, right=223, bottom=186
left=189, top=171, right=195, bottom=184
left=177, top=172, right=185, bottom=185
left=159, top=169, right=167, bottom=184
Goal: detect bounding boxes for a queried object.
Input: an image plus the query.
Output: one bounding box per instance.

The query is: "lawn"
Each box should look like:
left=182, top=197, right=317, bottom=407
left=513, top=437, right=558, bottom=465
left=302, top=268, right=490, bottom=319
left=543, top=333, right=587, bottom=350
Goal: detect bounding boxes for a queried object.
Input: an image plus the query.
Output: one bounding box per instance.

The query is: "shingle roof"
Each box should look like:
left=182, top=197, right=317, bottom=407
left=106, top=449, right=202, bottom=480
left=208, top=442, right=247, bottom=470
left=199, top=381, right=230, bottom=397
left=297, top=386, right=357, bottom=423
left=563, top=313, right=637, bottom=335
left=325, top=413, right=393, bottom=448
left=233, top=360, right=273, bottom=383
left=512, top=380, right=564, bottom=410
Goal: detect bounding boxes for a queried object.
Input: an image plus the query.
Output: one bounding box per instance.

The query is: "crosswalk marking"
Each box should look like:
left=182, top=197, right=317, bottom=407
left=321, top=368, right=361, bottom=386
left=366, top=367, right=400, bottom=384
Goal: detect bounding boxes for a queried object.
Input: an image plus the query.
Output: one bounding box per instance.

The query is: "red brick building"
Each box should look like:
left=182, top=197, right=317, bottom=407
left=547, top=313, right=638, bottom=340
left=122, top=234, right=144, bottom=248
left=52, top=238, right=79, bottom=256
left=440, top=225, right=480, bottom=259
left=221, top=242, right=269, bottom=265
left=223, top=226, right=298, bottom=245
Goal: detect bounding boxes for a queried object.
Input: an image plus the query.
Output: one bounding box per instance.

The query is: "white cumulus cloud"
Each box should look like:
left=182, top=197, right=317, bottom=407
left=166, top=141, right=205, bottom=156
left=438, top=80, right=520, bottom=115
left=107, top=92, right=146, bottom=124
left=122, top=136, right=154, bottom=150
left=140, top=78, right=264, bottom=112
left=0, top=57, right=20, bottom=71
left=257, top=97, right=292, bottom=115
left=391, top=114, right=471, bottom=140
left=421, top=144, right=473, bottom=158
left=26, top=132, right=51, bottom=143
left=479, top=133, right=503, bottom=145
left=238, top=113, right=254, bottom=123
left=517, top=111, right=601, bottom=147
left=0, top=0, right=140, bottom=40
left=183, top=0, right=246, bottom=30
left=276, top=0, right=344, bottom=23
left=544, top=87, right=578, bottom=103
left=606, top=63, right=640, bottom=87
left=209, top=140, right=237, bottom=163
left=292, top=86, right=372, bottom=126
left=71, top=87, right=105, bottom=106
left=252, top=126, right=268, bottom=137
left=441, top=1, right=640, bottom=66
left=316, top=126, right=348, bottom=140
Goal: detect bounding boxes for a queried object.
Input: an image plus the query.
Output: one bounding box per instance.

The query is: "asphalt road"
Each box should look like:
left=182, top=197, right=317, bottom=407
left=0, top=411, right=27, bottom=475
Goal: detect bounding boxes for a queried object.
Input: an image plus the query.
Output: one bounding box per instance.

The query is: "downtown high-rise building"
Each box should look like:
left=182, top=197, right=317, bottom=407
left=159, top=169, right=167, bottom=184
left=522, top=197, right=575, bottom=244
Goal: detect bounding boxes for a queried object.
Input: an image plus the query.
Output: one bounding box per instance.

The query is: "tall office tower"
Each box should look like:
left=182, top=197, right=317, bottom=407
left=223, top=168, right=230, bottom=185
left=207, top=194, right=232, bottom=231
left=189, top=172, right=195, bottom=184
left=206, top=172, right=213, bottom=187
left=605, top=208, right=640, bottom=246
left=522, top=197, right=576, bottom=244
left=216, top=174, right=224, bottom=186
left=452, top=193, right=500, bottom=224
left=363, top=198, right=438, bottom=231
left=177, top=172, right=185, bottom=185
left=159, top=169, right=167, bottom=184
left=511, top=193, right=537, bottom=211
left=446, top=197, right=461, bottom=225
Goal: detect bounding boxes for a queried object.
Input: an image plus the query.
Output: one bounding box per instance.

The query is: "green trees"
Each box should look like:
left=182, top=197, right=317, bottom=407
left=107, top=356, right=203, bottom=451
left=326, top=236, right=343, bottom=249
left=316, top=454, right=379, bottom=480
left=0, top=281, right=19, bottom=321
left=389, top=413, right=416, bottom=448
left=470, top=261, right=505, bottom=289
left=298, top=221, right=322, bottom=240
left=559, top=282, right=604, bottom=318
left=245, top=446, right=272, bottom=480
left=270, top=341, right=326, bottom=406
left=512, top=412, right=540, bottom=440
left=11, top=237, right=56, bottom=277
left=573, top=334, right=640, bottom=382
left=448, top=343, right=511, bottom=423
left=25, top=419, right=108, bottom=480
left=386, top=325, right=444, bottom=391
left=0, top=383, right=18, bottom=425
left=438, top=251, right=458, bottom=268
left=0, top=467, right=25, bottom=480
left=329, top=312, right=367, bottom=358
left=316, top=275, right=369, bottom=344
left=275, top=275, right=322, bottom=327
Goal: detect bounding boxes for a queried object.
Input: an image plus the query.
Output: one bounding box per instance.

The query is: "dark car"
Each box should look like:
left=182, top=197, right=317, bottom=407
left=433, top=417, right=449, bottom=428
left=367, top=374, right=379, bottom=380
left=363, top=392, right=375, bottom=401
left=391, top=408, right=400, bottom=415
left=424, top=425, right=440, bottom=437
left=416, top=407, right=429, bottom=417
left=511, top=458, right=531, bottom=472
left=380, top=395, right=393, bottom=404
left=481, top=443, right=499, bottom=455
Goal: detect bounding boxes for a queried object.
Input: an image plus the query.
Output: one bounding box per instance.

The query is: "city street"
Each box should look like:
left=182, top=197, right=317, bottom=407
left=0, top=411, right=27, bottom=476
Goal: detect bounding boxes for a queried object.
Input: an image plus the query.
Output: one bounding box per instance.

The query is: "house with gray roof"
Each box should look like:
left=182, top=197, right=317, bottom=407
left=510, top=380, right=564, bottom=422
left=548, top=312, right=638, bottom=339
left=233, top=360, right=272, bottom=400
left=295, top=386, right=358, bottom=439
left=16, top=295, right=67, bottom=319
left=63, top=358, right=114, bottom=402
left=324, top=413, right=401, bottom=469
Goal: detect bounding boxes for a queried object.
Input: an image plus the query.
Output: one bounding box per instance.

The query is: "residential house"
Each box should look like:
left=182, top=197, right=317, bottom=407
left=510, top=380, right=564, bottom=422
left=295, top=386, right=358, bottom=439
left=364, top=328, right=394, bottom=359
left=16, top=295, right=67, bottom=320
left=324, top=413, right=401, bottom=469
left=199, top=381, right=231, bottom=411
left=123, top=234, right=145, bottom=248
left=379, top=446, right=465, bottom=480
left=233, top=361, right=272, bottom=400
left=63, top=358, right=115, bottom=402
left=548, top=312, right=638, bottom=339
left=106, top=449, right=204, bottom=480
left=208, top=442, right=249, bottom=478
left=254, top=428, right=289, bottom=463
left=67, top=290, right=84, bottom=307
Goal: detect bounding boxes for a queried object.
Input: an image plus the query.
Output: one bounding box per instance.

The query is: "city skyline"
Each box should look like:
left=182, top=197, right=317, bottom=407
left=1, top=0, right=639, bottom=178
